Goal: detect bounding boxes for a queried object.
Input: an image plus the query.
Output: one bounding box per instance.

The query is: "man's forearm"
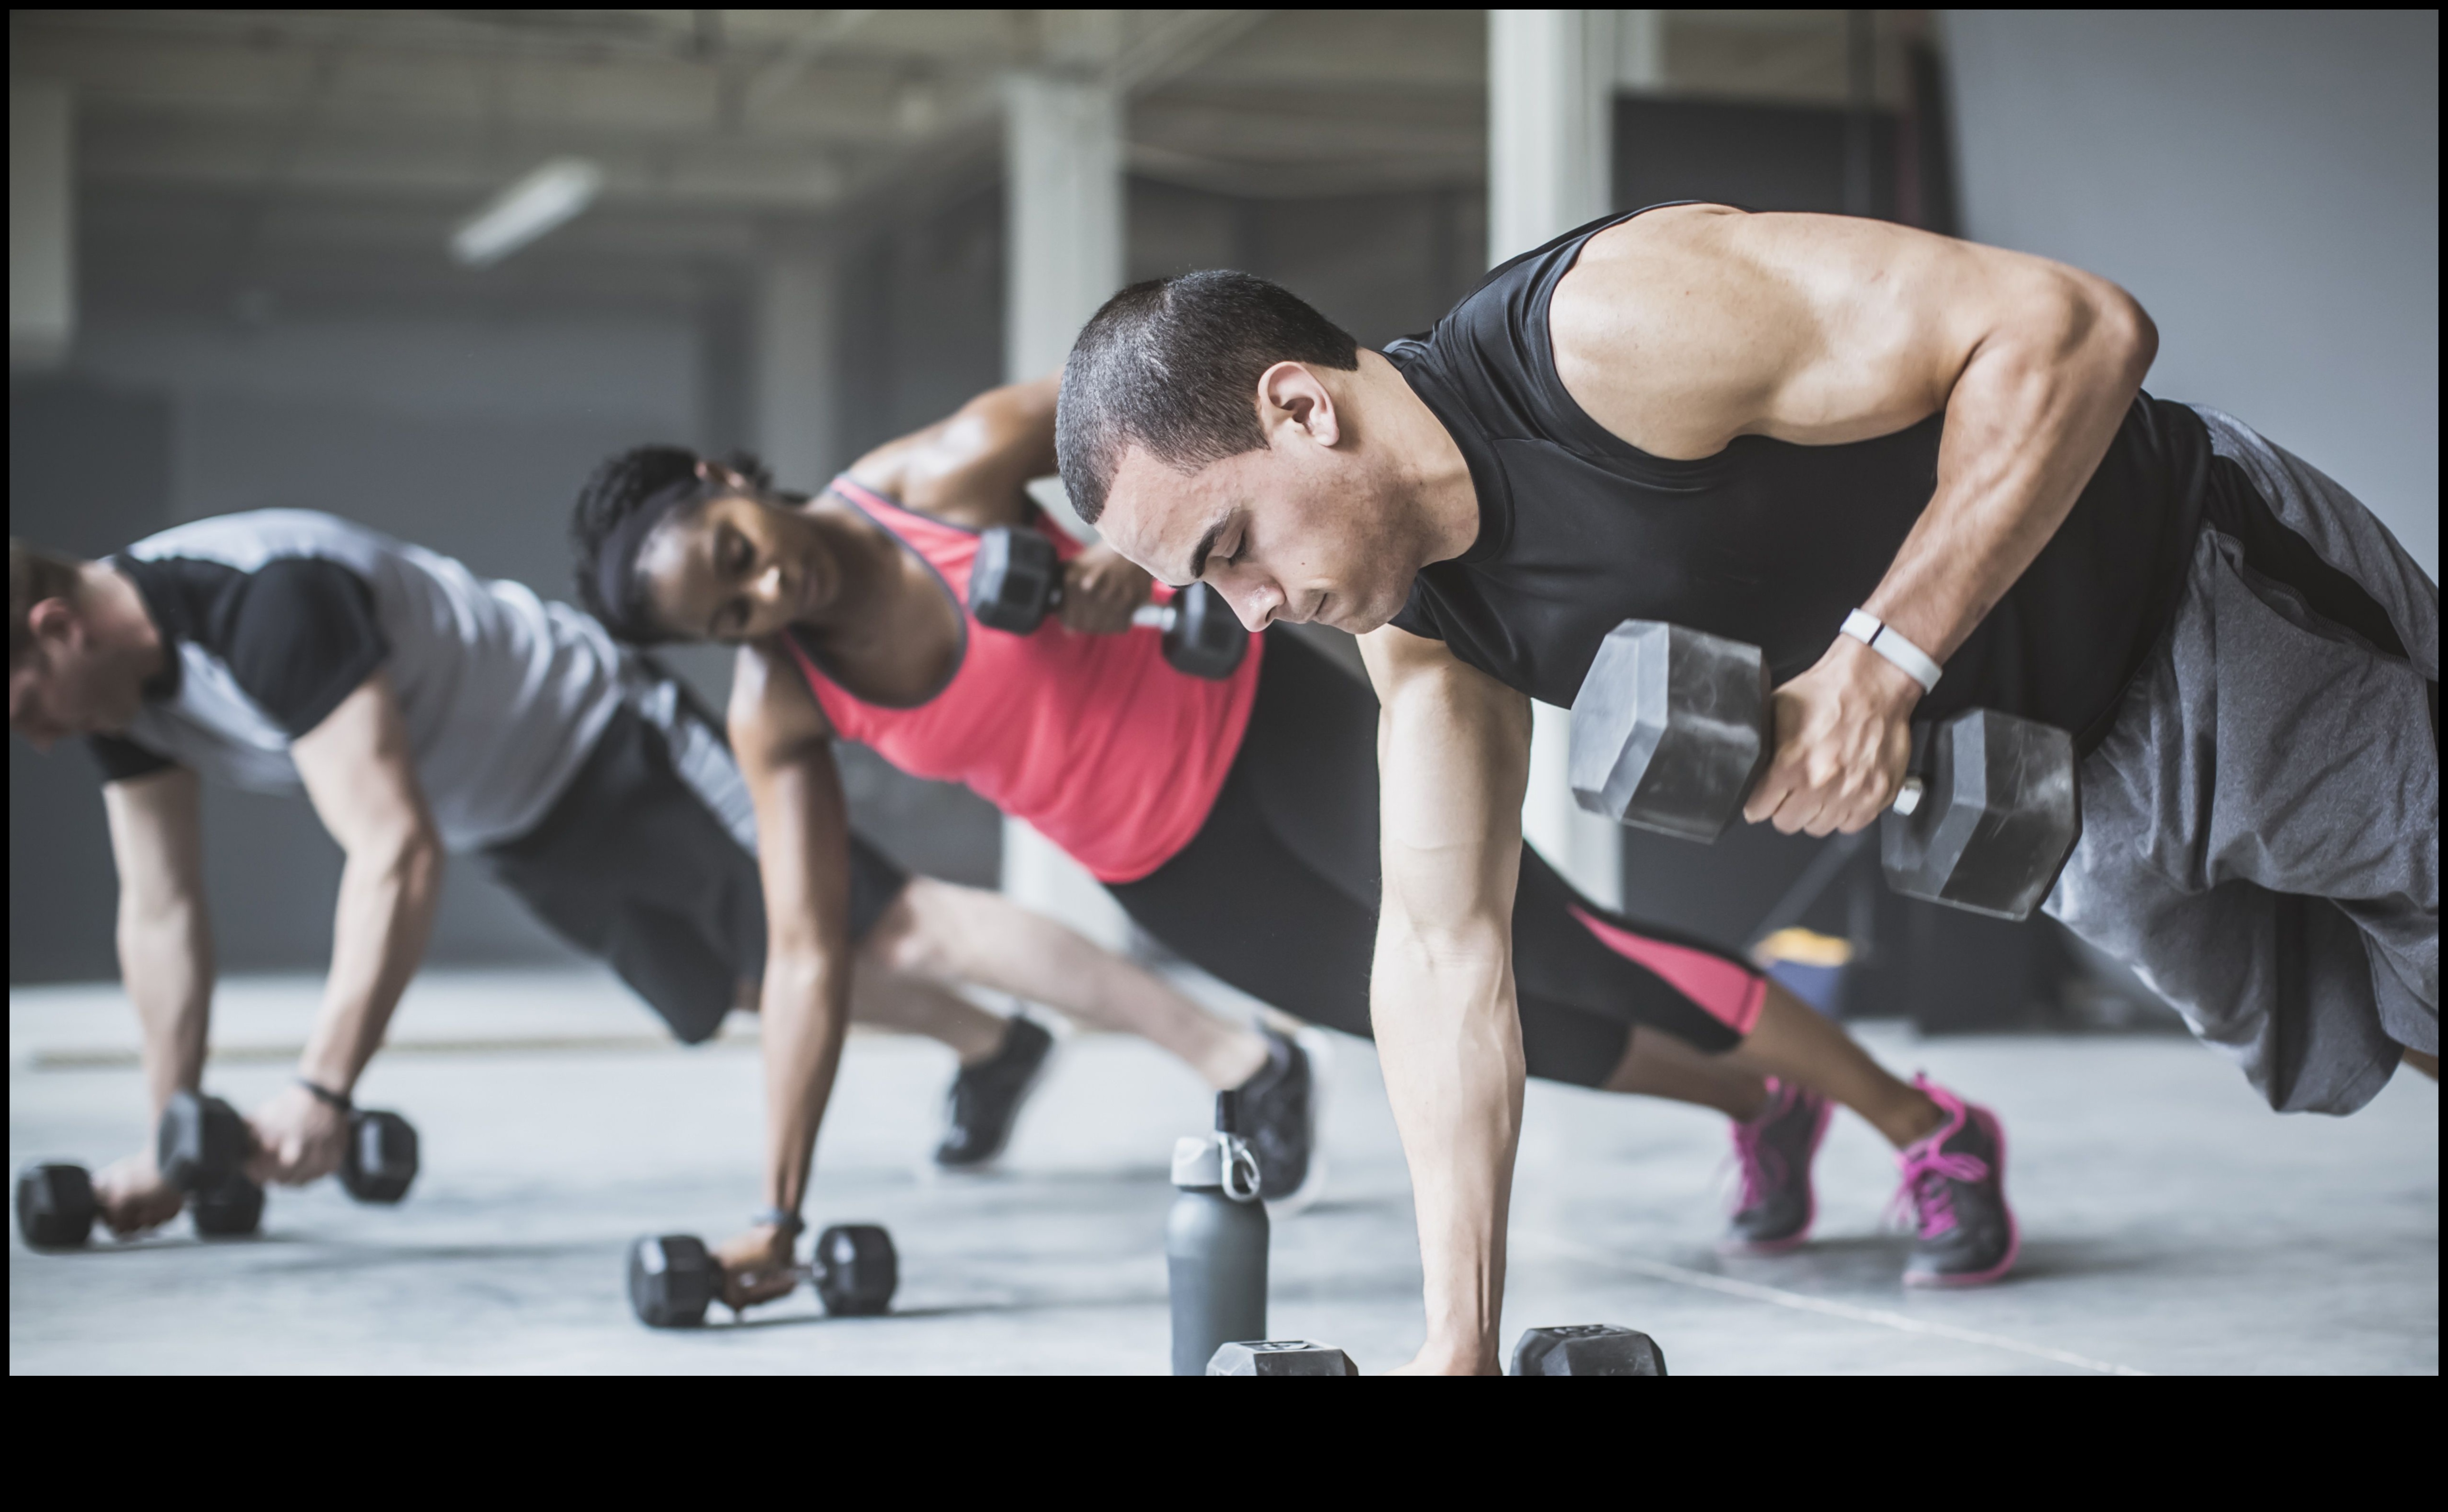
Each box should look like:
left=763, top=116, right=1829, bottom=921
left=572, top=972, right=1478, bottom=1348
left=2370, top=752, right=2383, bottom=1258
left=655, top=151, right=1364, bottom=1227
left=1372, top=920, right=1525, bottom=1373
left=119, top=897, right=214, bottom=1118
left=759, top=949, right=853, bottom=1216
left=1866, top=290, right=2154, bottom=663
left=299, top=838, right=442, bottom=1095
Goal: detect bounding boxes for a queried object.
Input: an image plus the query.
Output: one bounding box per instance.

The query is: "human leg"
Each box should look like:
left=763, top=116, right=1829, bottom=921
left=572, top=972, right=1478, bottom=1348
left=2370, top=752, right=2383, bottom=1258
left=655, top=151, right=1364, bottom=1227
left=2047, top=422, right=2438, bottom=1112
left=866, top=876, right=1268, bottom=1090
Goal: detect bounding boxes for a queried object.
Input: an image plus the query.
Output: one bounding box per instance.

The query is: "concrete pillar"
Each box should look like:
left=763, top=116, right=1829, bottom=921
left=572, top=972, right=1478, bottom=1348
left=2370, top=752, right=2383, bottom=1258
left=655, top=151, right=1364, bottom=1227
left=1000, top=65, right=1134, bottom=950
left=752, top=244, right=842, bottom=489
left=1488, top=10, right=1625, bottom=909
left=10, top=80, right=73, bottom=371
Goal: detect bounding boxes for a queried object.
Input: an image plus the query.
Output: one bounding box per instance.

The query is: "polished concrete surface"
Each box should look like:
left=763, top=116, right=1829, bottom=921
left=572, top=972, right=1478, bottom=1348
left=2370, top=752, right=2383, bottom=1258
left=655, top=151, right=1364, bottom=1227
left=10, top=969, right=2438, bottom=1374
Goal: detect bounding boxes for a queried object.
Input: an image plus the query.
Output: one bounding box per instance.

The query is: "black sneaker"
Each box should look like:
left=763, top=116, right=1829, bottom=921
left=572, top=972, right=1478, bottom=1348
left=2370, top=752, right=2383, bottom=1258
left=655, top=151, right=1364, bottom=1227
left=934, top=1016, right=1055, bottom=1169
left=1721, top=1077, right=1833, bottom=1254
left=1891, top=1075, right=2019, bottom=1287
left=1233, top=1027, right=1319, bottom=1205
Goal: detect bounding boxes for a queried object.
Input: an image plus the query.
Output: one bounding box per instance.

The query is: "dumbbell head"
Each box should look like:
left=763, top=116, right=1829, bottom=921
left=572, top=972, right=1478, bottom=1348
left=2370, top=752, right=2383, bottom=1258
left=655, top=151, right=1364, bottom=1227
left=1206, top=1340, right=1359, bottom=1376
left=810, top=1223, right=897, bottom=1316
left=190, top=1176, right=265, bottom=1239
left=629, top=1234, right=719, bottom=1328
left=1569, top=621, right=1773, bottom=842
left=968, top=526, right=1062, bottom=634
left=340, top=1110, right=420, bottom=1205
left=1157, top=584, right=1247, bottom=680
left=1880, top=708, right=2080, bottom=921
left=16, top=1163, right=98, bottom=1250
left=157, top=1090, right=250, bottom=1194
left=1509, top=1324, right=1669, bottom=1376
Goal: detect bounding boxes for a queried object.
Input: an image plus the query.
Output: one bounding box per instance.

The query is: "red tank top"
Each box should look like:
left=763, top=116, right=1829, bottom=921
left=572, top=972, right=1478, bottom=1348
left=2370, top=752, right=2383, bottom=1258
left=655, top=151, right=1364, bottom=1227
left=784, top=478, right=1264, bottom=883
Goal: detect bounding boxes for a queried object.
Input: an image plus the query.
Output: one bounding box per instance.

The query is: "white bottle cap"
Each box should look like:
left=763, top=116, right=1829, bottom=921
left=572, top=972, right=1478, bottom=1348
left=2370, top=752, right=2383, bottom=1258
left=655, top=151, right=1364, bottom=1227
left=1173, top=1135, right=1222, bottom=1189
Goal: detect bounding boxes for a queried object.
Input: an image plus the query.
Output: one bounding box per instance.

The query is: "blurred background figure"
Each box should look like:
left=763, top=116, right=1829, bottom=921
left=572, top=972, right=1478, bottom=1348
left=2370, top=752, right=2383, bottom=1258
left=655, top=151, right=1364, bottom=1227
left=11, top=10, right=2437, bottom=1039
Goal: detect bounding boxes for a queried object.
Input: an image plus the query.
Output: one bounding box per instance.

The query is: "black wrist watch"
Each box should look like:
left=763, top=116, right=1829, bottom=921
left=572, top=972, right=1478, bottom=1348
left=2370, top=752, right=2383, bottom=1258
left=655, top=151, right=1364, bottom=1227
left=295, top=1077, right=354, bottom=1113
left=751, top=1206, right=805, bottom=1236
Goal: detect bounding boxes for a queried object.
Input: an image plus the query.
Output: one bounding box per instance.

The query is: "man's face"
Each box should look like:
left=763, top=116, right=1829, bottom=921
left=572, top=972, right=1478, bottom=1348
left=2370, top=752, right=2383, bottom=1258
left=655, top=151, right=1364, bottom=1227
left=9, top=604, right=145, bottom=752
left=1096, top=399, right=1417, bottom=637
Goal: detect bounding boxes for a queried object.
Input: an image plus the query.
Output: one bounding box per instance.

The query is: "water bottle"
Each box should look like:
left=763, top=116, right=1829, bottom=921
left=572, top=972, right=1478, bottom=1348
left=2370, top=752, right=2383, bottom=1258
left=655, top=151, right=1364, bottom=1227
left=1167, top=1091, right=1268, bottom=1376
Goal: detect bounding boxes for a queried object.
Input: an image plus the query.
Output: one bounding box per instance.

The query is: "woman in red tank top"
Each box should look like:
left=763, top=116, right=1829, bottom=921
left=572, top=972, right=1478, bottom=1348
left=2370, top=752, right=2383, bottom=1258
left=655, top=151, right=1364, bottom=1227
left=572, top=379, right=2008, bottom=1305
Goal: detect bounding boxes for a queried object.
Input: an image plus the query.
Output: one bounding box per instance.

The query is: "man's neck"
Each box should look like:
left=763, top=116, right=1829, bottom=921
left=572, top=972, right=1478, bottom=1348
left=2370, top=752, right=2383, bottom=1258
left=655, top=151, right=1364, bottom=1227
left=1352, top=350, right=1480, bottom=564
left=81, top=561, right=167, bottom=685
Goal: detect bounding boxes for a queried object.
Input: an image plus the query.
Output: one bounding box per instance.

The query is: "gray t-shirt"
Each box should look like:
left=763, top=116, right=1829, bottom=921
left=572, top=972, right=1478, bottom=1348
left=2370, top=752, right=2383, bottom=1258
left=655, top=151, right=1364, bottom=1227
left=90, top=510, right=624, bottom=851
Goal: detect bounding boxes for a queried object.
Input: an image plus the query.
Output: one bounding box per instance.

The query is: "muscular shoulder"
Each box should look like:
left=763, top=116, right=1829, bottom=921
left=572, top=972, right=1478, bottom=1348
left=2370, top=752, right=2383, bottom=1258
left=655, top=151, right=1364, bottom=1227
left=844, top=378, right=1059, bottom=527
left=728, top=637, right=832, bottom=767
left=1548, top=207, right=1974, bottom=457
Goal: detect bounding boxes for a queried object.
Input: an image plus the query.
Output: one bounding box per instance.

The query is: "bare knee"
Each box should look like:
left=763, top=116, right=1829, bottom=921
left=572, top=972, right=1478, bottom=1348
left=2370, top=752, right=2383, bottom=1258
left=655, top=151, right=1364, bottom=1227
left=858, top=878, right=967, bottom=980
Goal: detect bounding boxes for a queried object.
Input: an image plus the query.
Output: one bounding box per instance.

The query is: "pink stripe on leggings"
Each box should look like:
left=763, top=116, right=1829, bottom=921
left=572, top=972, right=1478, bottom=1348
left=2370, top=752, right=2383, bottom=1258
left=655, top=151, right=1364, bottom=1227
left=1567, top=905, right=1766, bottom=1036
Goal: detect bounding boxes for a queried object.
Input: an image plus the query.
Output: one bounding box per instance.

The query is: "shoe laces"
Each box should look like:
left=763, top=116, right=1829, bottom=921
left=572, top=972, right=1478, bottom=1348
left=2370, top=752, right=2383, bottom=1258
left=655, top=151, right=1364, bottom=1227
left=1887, top=1077, right=1989, bottom=1240
left=1729, top=1079, right=1797, bottom=1211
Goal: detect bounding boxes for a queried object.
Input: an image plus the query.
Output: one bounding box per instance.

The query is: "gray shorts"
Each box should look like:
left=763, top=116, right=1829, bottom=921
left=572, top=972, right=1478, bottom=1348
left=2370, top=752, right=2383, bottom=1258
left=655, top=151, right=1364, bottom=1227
left=483, top=671, right=912, bottom=1044
left=2045, top=408, right=2439, bottom=1113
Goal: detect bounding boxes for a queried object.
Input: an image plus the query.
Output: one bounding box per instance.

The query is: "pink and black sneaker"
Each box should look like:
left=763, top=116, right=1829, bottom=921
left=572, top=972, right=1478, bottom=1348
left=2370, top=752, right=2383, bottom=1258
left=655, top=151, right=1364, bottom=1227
left=1890, top=1075, right=2018, bottom=1287
left=1722, top=1077, right=1834, bottom=1254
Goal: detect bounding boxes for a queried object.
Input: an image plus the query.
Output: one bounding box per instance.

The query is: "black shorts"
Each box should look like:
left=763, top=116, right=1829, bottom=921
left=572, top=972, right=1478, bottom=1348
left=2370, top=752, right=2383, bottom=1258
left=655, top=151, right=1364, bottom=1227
left=484, top=690, right=910, bottom=1043
left=1106, top=629, right=1761, bottom=1087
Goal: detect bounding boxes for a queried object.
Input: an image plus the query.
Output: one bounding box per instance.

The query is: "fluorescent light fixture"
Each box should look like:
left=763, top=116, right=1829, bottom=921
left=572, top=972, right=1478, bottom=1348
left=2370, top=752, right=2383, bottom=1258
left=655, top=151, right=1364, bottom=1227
left=450, top=158, right=603, bottom=267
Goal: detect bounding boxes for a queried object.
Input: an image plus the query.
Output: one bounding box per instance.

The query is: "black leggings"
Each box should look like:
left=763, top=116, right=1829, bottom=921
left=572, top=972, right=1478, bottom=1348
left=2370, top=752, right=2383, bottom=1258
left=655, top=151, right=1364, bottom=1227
left=1106, top=630, right=1763, bottom=1087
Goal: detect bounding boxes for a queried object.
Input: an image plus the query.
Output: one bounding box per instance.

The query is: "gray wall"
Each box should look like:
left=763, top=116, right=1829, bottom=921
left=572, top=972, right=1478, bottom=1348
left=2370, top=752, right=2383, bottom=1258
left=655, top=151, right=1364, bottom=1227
left=1946, top=9, right=2439, bottom=572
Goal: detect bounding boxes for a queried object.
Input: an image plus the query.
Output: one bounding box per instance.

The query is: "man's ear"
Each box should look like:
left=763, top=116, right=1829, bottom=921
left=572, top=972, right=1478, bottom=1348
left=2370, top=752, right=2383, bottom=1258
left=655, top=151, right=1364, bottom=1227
left=24, top=597, right=79, bottom=651
left=1257, top=361, right=1342, bottom=450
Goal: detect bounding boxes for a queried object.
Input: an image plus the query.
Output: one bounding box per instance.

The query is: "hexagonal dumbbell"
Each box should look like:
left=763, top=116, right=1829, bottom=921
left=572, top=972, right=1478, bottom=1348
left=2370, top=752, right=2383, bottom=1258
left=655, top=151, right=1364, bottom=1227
left=14, top=1156, right=261, bottom=1245
left=1567, top=620, right=2079, bottom=920
left=1205, top=1339, right=1360, bottom=1375
left=1509, top=1324, right=1669, bottom=1376
left=627, top=1223, right=899, bottom=1328
left=15, top=1163, right=98, bottom=1250
left=157, top=1089, right=419, bottom=1208
left=968, top=525, right=1247, bottom=680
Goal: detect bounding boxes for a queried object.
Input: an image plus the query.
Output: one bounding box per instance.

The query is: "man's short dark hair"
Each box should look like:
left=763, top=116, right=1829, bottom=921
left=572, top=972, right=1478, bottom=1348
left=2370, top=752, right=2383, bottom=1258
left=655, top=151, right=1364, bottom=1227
left=1056, top=270, right=1358, bottom=525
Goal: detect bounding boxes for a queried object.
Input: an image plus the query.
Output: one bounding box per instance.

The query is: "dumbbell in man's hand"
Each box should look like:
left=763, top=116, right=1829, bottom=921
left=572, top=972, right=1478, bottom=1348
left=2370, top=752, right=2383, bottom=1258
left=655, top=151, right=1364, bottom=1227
left=1568, top=621, right=2079, bottom=921
left=160, top=1089, right=419, bottom=1205
left=969, top=526, right=1246, bottom=680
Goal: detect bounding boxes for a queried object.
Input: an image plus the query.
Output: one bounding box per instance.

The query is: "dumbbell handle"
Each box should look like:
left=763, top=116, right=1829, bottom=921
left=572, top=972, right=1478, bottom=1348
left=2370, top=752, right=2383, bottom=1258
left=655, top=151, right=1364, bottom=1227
left=1040, top=576, right=1175, bottom=633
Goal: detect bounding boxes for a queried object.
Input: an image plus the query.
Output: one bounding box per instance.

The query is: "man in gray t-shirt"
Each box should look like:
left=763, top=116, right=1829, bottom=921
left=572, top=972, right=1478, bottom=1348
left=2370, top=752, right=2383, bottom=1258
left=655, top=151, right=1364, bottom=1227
left=9, top=513, right=1284, bottom=1244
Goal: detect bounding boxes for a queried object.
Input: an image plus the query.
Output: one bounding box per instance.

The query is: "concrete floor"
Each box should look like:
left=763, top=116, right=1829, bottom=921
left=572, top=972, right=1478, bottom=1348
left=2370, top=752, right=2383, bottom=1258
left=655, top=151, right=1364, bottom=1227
left=10, top=968, right=2438, bottom=1375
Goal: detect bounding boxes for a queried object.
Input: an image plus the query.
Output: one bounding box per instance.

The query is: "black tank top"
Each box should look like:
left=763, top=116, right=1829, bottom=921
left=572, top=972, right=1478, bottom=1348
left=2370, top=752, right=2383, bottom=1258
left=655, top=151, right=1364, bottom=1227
left=1385, top=210, right=2212, bottom=753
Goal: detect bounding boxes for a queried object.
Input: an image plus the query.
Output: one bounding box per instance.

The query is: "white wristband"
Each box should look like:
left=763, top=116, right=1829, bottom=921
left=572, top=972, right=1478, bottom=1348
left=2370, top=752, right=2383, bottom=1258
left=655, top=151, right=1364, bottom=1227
left=1839, top=609, right=1942, bottom=694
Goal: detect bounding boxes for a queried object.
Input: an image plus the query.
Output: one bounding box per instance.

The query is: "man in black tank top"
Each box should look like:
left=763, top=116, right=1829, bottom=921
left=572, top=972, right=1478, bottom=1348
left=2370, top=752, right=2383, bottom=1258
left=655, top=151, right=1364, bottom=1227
left=1060, top=205, right=2438, bottom=1373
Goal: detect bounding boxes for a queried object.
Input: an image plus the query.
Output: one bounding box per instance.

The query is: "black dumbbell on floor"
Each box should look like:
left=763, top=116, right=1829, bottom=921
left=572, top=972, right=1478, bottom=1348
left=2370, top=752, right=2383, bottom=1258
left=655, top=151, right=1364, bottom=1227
left=1203, top=1324, right=1666, bottom=1375
left=968, top=525, right=1247, bottom=680
left=1509, top=1324, right=1668, bottom=1375
left=1568, top=620, right=2080, bottom=921
left=158, top=1089, right=420, bottom=1207
left=628, top=1224, right=899, bottom=1328
left=15, top=1159, right=264, bottom=1247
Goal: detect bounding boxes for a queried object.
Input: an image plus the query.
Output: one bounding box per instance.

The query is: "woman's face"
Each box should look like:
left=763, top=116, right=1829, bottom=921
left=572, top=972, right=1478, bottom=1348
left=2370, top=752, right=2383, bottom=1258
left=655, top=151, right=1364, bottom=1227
left=636, top=492, right=832, bottom=644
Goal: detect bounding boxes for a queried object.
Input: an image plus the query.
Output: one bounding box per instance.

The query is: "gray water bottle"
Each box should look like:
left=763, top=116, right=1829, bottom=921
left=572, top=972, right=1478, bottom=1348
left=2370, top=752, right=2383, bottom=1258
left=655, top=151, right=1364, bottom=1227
left=1167, top=1091, right=1268, bottom=1376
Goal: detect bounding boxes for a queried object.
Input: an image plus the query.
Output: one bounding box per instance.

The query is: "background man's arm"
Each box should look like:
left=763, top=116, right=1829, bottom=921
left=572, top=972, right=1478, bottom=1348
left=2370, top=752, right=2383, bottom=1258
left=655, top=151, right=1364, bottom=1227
left=1555, top=208, right=2157, bottom=833
left=263, top=670, right=445, bottom=1182
left=1359, top=623, right=1534, bottom=1375
left=97, top=766, right=213, bottom=1232
left=723, top=640, right=857, bottom=1306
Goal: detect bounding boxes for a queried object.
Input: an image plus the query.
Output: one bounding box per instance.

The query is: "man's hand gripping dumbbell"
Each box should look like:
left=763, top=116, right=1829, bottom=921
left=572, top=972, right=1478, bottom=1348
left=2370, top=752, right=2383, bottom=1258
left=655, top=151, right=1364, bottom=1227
left=158, top=1087, right=420, bottom=1207
left=1569, top=620, right=2081, bottom=920
left=969, top=525, right=1247, bottom=680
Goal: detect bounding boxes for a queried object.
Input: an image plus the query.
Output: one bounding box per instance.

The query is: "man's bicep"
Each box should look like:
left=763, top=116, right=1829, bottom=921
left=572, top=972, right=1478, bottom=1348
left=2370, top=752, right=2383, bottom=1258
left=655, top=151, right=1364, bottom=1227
left=1361, top=626, right=1531, bottom=930
left=291, top=671, right=433, bottom=852
left=102, top=766, right=205, bottom=898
